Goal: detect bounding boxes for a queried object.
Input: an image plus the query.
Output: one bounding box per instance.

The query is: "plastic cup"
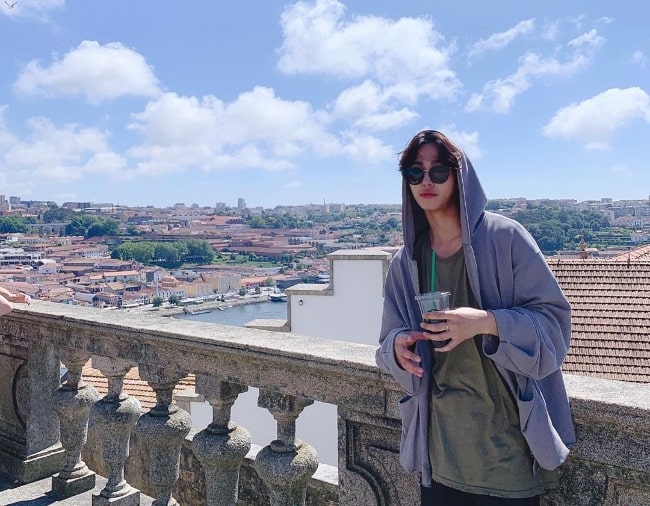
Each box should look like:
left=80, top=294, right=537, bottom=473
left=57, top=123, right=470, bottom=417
left=415, top=291, right=451, bottom=348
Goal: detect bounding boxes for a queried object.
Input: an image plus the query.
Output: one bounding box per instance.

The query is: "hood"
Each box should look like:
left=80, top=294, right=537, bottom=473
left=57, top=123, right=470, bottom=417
left=401, top=150, right=487, bottom=258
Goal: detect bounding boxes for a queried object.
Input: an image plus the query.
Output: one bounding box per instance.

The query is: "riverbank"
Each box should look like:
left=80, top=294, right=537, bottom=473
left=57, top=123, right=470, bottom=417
left=148, top=295, right=271, bottom=317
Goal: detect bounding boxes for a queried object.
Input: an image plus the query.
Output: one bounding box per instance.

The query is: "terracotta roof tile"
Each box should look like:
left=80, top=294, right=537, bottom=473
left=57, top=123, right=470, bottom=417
left=81, top=361, right=195, bottom=410
left=550, top=257, right=650, bottom=383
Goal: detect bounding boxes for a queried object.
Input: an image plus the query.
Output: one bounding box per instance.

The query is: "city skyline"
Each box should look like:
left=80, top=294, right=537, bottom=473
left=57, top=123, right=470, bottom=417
left=1, top=1, right=649, bottom=209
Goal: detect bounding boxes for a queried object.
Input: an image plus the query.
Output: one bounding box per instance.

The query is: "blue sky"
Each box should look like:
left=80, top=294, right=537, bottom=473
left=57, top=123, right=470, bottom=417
left=1, top=0, right=649, bottom=209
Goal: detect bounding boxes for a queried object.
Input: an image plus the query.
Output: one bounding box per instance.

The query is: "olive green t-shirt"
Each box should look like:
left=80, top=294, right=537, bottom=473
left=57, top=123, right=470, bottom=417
left=417, top=238, right=558, bottom=498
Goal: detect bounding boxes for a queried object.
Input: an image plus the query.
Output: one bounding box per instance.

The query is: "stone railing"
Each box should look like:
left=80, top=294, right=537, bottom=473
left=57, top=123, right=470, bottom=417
left=0, top=301, right=648, bottom=505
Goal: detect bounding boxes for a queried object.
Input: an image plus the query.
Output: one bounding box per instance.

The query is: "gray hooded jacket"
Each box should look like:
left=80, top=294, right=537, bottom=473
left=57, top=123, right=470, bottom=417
left=376, top=151, right=576, bottom=487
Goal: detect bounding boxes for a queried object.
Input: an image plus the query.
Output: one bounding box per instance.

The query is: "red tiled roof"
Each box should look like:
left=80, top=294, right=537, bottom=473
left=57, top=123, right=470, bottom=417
left=82, top=361, right=195, bottom=410
left=549, top=258, right=650, bottom=383
left=608, top=244, right=650, bottom=261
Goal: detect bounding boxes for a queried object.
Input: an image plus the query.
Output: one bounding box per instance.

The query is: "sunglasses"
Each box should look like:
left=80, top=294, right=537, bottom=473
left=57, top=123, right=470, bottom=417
left=402, top=165, right=453, bottom=185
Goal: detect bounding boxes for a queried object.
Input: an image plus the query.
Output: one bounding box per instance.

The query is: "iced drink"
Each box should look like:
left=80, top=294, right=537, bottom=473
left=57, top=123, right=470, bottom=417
left=415, top=291, right=451, bottom=348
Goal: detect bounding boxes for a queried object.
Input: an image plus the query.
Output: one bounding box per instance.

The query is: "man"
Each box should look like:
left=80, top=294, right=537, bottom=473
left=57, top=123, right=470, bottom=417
left=376, top=130, right=575, bottom=505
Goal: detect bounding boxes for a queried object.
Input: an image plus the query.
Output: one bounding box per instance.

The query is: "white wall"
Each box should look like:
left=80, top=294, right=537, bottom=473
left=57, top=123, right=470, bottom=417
left=288, top=255, right=389, bottom=346
left=181, top=249, right=392, bottom=467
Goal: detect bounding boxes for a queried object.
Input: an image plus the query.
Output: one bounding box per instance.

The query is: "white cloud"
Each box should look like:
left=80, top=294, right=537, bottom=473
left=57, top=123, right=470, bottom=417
left=630, top=50, right=647, bottom=67
left=0, top=105, right=17, bottom=147
left=466, top=29, right=604, bottom=114
left=126, top=86, right=399, bottom=177
left=276, top=0, right=460, bottom=133
left=278, top=0, right=455, bottom=82
left=440, top=125, right=485, bottom=160
left=0, top=0, right=64, bottom=21
left=2, top=116, right=125, bottom=191
left=332, top=80, right=418, bottom=131
left=13, top=40, right=161, bottom=103
left=597, top=16, right=615, bottom=25
left=468, top=19, right=535, bottom=60
left=541, top=20, right=560, bottom=41
left=541, top=87, right=650, bottom=148
left=340, top=131, right=395, bottom=164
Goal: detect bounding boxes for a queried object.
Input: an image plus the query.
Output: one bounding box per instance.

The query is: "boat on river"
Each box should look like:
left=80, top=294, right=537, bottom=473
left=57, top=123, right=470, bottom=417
left=269, top=292, right=287, bottom=302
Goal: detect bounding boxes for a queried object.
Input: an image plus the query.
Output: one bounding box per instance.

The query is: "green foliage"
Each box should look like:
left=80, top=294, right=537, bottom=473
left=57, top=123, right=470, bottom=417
left=111, top=239, right=214, bottom=268
left=168, top=294, right=181, bottom=305
left=125, top=225, right=142, bottom=236
left=152, top=296, right=163, bottom=307
left=185, top=239, right=215, bottom=263
left=512, top=205, right=613, bottom=253
left=64, top=215, right=119, bottom=238
left=486, top=199, right=516, bottom=211
left=0, top=216, right=29, bottom=233
left=87, top=219, right=119, bottom=238
left=245, top=212, right=312, bottom=229
left=112, top=241, right=155, bottom=264
left=42, top=205, right=77, bottom=223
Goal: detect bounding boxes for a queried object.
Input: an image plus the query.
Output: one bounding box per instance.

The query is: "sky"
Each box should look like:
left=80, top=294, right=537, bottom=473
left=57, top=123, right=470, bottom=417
left=1, top=0, right=649, bottom=209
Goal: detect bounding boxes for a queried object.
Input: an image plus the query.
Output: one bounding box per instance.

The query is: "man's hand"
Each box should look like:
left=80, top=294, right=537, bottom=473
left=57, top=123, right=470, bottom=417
left=13, top=293, right=31, bottom=305
left=394, top=331, right=429, bottom=377
left=421, top=307, right=497, bottom=352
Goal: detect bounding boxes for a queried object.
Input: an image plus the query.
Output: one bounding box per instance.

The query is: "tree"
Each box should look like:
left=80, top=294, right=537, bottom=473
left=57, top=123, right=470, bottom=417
left=185, top=239, right=215, bottom=263
left=0, top=216, right=29, bottom=233
left=43, top=205, right=76, bottom=223
left=112, top=241, right=155, bottom=264
left=125, top=225, right=141, bottom=236
left=152, top=296, right=163, bottom=307
left=168, top=294, right=181, bottom=305
left=86, top=219, right=119, bottom=238
left=64, top=215, right=119, bottom=238
left=154, top=242, right=187, bottom=268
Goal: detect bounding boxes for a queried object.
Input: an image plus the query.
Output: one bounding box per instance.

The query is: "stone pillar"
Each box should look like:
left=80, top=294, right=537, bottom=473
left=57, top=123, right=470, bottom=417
left=52, top=348, right=100, bottom=498
left=191, top=375, right=251, bottom=506
left=0, top=339, right=64, bottom=483
left=254, top=391, right=319, bottom=506
left=90, top=356, right=142, bottom=506
left=135, top=364, right=192, bottom=506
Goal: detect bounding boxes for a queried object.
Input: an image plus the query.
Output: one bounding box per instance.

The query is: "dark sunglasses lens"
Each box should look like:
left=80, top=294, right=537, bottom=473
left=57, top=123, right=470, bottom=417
left=430, top=166, right=450, bottom=184
left=403, top=166, right=451, bottom=185
left=403, top=167, right=424, bottom=185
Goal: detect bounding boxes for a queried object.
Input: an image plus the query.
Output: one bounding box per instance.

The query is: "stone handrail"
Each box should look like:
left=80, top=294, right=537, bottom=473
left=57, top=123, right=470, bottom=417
left=0, top=300, right=649, bottom=505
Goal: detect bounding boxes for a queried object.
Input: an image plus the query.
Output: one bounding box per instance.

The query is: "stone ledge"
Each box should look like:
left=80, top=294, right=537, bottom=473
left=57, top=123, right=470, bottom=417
left=285, top=283, right=333, bottom=296
left=244, top=318, right=290, bottom=332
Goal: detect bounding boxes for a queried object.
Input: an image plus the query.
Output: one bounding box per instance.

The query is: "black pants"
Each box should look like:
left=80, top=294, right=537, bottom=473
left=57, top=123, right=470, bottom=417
left=421, top=482, right=540, bottom=506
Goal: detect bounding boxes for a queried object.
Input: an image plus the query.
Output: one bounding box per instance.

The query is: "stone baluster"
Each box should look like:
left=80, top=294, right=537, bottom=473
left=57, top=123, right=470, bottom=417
left=254, top=391, right=319, bottom=506
left=52, top=348, right=100, bottom=498
left=135, top=364, right=192, bottom=506
left=90, top=356, right=142, bottom=506
left=191, top=375, right=251, bottom=505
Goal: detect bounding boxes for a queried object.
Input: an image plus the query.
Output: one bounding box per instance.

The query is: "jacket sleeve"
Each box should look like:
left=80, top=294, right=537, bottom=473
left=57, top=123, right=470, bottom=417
left=375, top=250, right=422, bottom=395
left=483, top=238, right=571, bottom=380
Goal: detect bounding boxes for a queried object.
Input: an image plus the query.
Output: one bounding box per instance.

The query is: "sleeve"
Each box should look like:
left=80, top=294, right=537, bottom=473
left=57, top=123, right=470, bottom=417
left=482, top=231, right=571, bottom=380
left=375, top=251, right=422, bottom=395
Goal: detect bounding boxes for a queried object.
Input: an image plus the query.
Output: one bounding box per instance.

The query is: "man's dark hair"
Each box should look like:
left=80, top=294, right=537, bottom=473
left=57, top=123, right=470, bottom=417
left=398, top=130, right=462, bottom=171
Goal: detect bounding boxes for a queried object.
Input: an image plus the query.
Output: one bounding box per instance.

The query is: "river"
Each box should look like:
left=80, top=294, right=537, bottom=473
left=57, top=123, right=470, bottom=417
left=175, top=299, right=288, bottom=326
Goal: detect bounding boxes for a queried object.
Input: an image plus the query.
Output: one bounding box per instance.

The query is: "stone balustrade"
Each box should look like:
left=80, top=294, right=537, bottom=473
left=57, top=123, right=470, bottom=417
left=0, top=300, right=648, bottom=505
